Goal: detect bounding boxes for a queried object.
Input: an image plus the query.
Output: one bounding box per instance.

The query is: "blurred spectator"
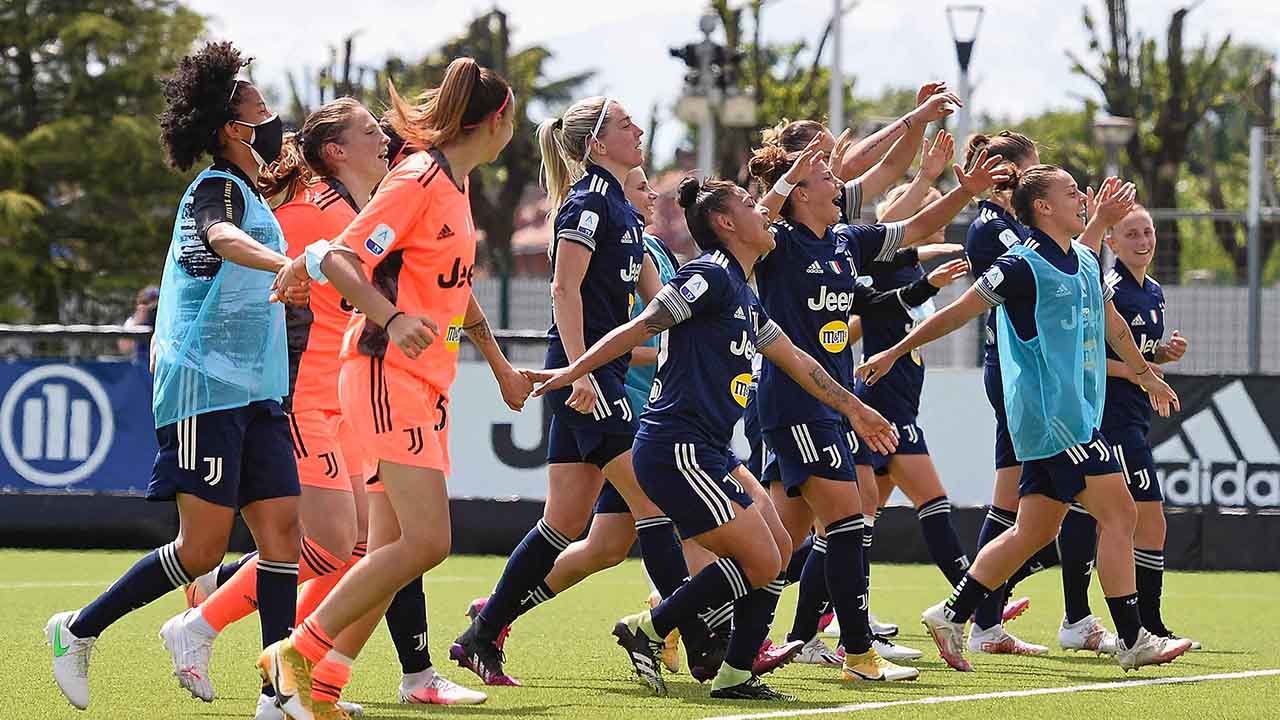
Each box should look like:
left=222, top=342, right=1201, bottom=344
left=117, top=285, right=159, bottom=364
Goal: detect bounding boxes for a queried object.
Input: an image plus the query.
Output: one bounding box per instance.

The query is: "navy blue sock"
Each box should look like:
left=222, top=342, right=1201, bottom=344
left=652, top=557, right=749, bottom=639
left=1106, top=592, right=1141, bottom=647
left=515, top=580, right=556, bottom=619
left=1059, top=505, right=1097, bottom=624
left=863, top=511, right=877, bottom=590
left=256, top=558, right=299, bottom=648
left=698, top=599, right=734, bottom=637
left=972, top=506, right=1016, bottom=630
left=943, top=572, right=993, bottom=624
left=786, top=535, right=828, bottom=642
left=386, top=575, right=432, bottom=674
left=825, top=515, right=871, bottom=655
left=917, top=496, right=970, bottom=585
left=1134, top=548, right=1168, bottom=635
left=635, top=516, right=689, bottom=597
left=784, top=534, right=815, bottom=584
left=215, top=551, right=256, bottom=589
left=477, top=519, right=570, bottom=640
left=70, top=542, right=193, bottom=638
left=726, top=575, right=786, bottom=671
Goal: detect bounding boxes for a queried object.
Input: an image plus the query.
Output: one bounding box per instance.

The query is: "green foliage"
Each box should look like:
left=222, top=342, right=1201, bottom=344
left=0, top=0, right=204, bottom=322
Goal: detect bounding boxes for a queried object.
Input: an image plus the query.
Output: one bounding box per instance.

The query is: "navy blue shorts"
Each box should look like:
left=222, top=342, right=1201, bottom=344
left=593, top=480, right=630, bottom=514
left=148, top=399, right=300, bottom=509
left=547, top=412, right=635, bottom=469
left=1019, top=429, right=1123, bottom=503
left=984, top=361, right=1019, bottom=470
left=632, top=437, right=752, bottom=539
left=762, top=419, right=859, bottom=497
left=870, top=417, right=929, bottom=475
left=1105, top=424, right=1162, bottom=502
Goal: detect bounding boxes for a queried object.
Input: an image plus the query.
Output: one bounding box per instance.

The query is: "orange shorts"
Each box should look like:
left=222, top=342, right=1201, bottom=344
left=336, top=413, right=374, bottom=482
left=287, top=409, right=352, bottom=492
left=339, top=356, right=451, bottom=492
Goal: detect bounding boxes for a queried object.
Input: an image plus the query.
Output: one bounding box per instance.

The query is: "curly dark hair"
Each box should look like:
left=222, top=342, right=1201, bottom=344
left=158, top=41, right=252, bottom=171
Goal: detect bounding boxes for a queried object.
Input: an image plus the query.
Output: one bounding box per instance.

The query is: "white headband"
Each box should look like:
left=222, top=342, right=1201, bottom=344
left=582, top=97, right=612, bottom=164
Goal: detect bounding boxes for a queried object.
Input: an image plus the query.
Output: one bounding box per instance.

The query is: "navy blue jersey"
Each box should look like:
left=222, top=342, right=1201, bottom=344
left=1101, top=262, right=1166, bottom=434
left=855, top=256, right=930, bottom=417
left=838, top=178, right=864, bottom=224
left=546, top=165, right=646, bottom=380
left=965, top=200, right=1031, bottom=363
left=973, top=228, right=1115, bottom=341
left=637, top=249, right=782, bottom=448
left=756, top=218, right=904, bottom=431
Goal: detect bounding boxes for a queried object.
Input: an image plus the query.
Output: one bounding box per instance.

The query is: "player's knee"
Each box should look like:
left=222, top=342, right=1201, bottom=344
left=399, top=526, right=450, bottom=572
left=172, top=539, right=225, bottom=576
left=544, top=513, right=590, bottom=543
left=741, top=546, right=783, bottom=589
left=1098, top=495, right=1138, bottom=536
left=1010, top=519, right=1057, bottom=551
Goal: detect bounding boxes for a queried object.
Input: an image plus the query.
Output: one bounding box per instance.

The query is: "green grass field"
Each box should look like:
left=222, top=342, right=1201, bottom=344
left=4, top=550, right=1278, bottom=720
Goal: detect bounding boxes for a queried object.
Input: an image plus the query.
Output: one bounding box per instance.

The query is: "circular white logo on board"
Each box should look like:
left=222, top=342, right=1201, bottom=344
left=1, top=365, right=115, bottom=487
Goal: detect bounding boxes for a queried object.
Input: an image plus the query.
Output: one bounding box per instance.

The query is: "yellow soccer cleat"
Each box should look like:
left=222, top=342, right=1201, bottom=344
left=842, top=647, right=920, bottom=682
left=258, top=638, right=317, bottom=720
left=647, top=591, right=681, bottom=673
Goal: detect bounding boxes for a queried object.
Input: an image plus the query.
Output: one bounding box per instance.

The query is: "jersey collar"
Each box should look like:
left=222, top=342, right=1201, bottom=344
left=978, top=199, right=1014, bottom=221
left=210, top=156, right=262, bottom=197
left=1112, top=259, right=1146, bottom=290
left=320, top=177, right=360, bottom=213
left=1027, top=227, right=1071, bottom=260
left=585, top=164, right=623, bottom=196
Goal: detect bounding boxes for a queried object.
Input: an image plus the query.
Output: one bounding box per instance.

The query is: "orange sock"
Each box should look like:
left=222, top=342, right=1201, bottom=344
left=296, top=541, right=367, bottom=626
left=291, top=616, right=334, bottom=664
left=311, top=653, right=353, bottom=704
left=201, top=537, right=346, bottom=632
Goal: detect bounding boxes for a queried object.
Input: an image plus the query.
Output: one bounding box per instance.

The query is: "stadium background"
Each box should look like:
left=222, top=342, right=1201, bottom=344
left=2, top=0, right=1279, bottom=569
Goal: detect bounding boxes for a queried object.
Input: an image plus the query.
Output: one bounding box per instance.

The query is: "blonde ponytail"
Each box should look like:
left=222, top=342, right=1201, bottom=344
left=537, top=96, right=611, bottom=219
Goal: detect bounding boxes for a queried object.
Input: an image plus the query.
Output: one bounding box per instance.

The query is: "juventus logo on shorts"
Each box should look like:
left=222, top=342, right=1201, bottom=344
left=405, top=427, right=425, bottom=455
left=319, top=451, right=339, bottom=479
left=202, top=457, right=223, bottom=486
left=1066, top=440, right=1111, bottom=465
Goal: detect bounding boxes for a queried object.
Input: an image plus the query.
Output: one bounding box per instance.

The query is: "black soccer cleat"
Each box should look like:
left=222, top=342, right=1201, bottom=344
left=709, top=675, right=796, bottom=701
left=450, top=623, right=520, bottom=686
left=687, top=631, right=728, bottom=683
left=612, top=613, right=667, bottom=696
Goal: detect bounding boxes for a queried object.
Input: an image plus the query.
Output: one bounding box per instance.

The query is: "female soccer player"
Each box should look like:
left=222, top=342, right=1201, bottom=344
left=452, top=96, right=697, bottom=688
left=857, top=164, right=1192, bottom=673
left=261, top=58, right=524, bottom=720
left=47, top=42, right=305, bottom=712
left=1102, top=205, right=1197, bottom=649
left=530, top=176, right=898, bottom=700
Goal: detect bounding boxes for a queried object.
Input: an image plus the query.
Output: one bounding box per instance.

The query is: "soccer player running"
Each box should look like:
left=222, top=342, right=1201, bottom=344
left=452, top=97, right=706, bottom=687
left=1101, top=205, right=1198, bottom=649
left=47, top=42, right=307, bottom=712
left=261, top=58, right=526, bottom=720
left=745, top=130, right=994, bottom=680
left=857, top=164, right=1193, bottom=673
left=529, top=177, right=899, bottom=700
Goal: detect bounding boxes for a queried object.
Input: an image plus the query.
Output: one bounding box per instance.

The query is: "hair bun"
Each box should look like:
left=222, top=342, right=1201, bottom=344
left=677, top=176, right=702, bottom=209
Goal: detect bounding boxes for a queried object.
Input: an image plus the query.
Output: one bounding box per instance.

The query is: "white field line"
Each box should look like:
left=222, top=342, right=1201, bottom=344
left=0, top=575, right=489, bottom=590
left=699, top=669, right=1280, bottom=720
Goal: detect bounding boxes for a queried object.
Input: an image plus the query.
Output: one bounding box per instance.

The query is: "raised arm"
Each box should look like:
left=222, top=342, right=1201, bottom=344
left=878, top=130, right=954, bottom=223
left=856, top=284, right=990, bottom=384
left=900, top=148, right=1008, bottom=246
left=1078, top=177, right=1135, bottom=255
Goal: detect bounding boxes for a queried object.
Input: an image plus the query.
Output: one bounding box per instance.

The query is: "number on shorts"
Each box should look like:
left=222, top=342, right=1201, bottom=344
left=433, top=395, right=448, bottom=432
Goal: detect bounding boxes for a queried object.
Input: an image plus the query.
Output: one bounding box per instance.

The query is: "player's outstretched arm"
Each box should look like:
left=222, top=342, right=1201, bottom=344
left=856, top=284, right=988, bottom=384
left=527, top=296, right=675, bottom=396
left=463, top=295, right=532, bottom=411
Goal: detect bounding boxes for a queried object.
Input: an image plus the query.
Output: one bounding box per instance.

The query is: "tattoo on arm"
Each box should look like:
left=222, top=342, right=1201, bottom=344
left=462, top=316, right=495, bottom=348
left=807, top=364, right=850, bottom=413
left=640, top=301, right=679, bottom=336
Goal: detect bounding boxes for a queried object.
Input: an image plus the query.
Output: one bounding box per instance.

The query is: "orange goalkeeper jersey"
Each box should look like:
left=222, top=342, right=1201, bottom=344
left=277, top=179, right=360, bottom=412
left=337, top=148, right=476, bottom=395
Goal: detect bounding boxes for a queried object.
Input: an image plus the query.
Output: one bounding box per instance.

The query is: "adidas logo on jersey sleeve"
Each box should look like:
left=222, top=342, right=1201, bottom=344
left=1155, top=379, right=1280, bottom=508
left=1130, top=314, right=1146, bottom=327
left=806, top=261, right=823, bottom=274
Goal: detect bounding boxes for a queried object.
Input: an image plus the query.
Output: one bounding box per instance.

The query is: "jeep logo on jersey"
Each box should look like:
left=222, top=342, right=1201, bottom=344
left=1154, top=380, right=1280, bottom=508
left=0, top=365, right=115, bottom=487
left=365, top=223, right=393, bottom=256
left=806, top=285, right=855, bottom=313
left=620, top=255, right=643, bottom=284
left=729, top=330, right=755, bottom=360
left=819, top=319, right=850, bottom=353
left=438, top=258, right=474, bottom=288
left=444, top=315, right=465, bottom=352
left=730, top=373, right=753, bottom=408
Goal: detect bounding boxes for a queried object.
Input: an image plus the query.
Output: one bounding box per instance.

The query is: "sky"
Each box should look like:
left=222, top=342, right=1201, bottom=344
left=187, top=0, right=1280, bottom=163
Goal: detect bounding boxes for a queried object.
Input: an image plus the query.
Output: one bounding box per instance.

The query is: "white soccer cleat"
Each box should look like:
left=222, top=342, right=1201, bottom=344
left=400, top=670, right=487, bottom=705
left=967, top=624, right=1049, bottom=655
left=1059, top=615, right=1119, bottom=655
left=869, top=613, right=899, bottom=638
left=793, top=637, right=842, bottom=666
left=1116, top=629, right=1193, bottom=671
left=921, top=601, right=971, bottom=672
left=46, top=611, right=95, bottom=710
left=184, top=568, right=218, bottom=609
left=159, top=610, right=216, bottom=702
left=872, top=636, right=924, bottom=661
left=256, top=692, right=364, bottom=718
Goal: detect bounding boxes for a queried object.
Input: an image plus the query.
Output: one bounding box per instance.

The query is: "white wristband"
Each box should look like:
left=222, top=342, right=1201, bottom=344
left=772, top=176, right=797, bottom=197
left=303, top=239, right=333, bottom=284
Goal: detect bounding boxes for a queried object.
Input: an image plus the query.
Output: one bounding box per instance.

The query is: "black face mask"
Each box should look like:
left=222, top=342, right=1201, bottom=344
left=233, top=114, right=283, bottom=168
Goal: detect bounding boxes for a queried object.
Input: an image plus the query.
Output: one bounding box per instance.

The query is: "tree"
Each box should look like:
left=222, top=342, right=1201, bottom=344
left=1069, top=1, right=1235, bottom=280
left=0, top=0, right=203, bottom=322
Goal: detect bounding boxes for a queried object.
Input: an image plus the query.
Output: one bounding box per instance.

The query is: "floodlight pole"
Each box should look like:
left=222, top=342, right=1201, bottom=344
left=697, top=12, right=718, bottom=180
left=947, top=5, right=984, bottom=148
left=829, top=0, right=844, bottom=135
left=1247, top=126, right=1263, bottom=374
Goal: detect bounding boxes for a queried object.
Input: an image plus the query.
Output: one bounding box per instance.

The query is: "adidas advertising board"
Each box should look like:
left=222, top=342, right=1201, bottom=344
left=1148, top=377, right=1280, bottom=509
